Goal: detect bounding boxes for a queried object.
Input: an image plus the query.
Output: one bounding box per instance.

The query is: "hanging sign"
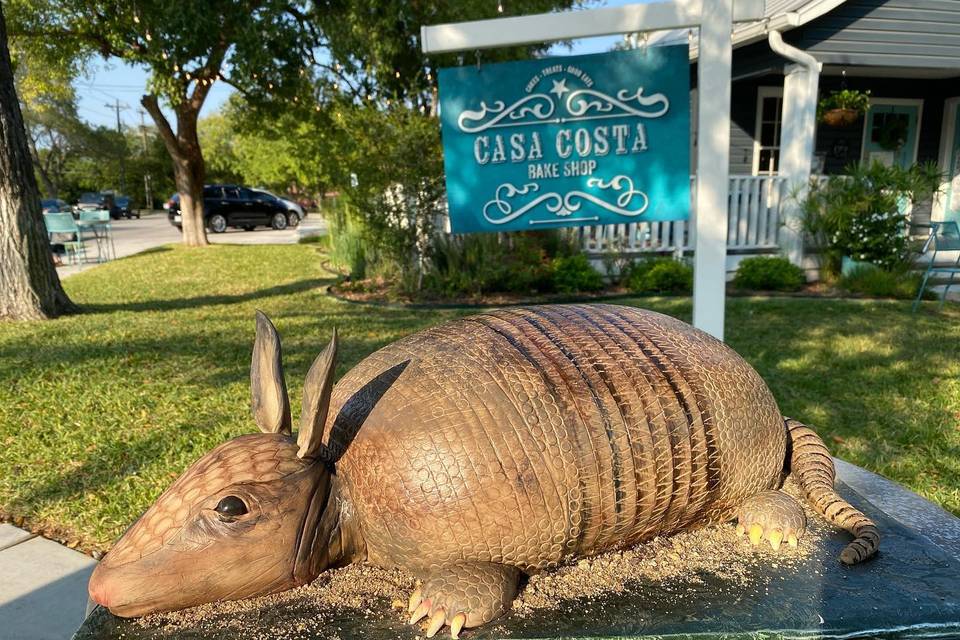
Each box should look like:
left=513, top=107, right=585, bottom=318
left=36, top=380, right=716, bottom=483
left=438, top=45, right=690, bottom=233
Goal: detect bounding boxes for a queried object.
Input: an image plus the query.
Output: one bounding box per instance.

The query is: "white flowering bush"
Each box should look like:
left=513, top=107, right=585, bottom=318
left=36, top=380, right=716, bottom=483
left=801, top=162, right=942, bottom=274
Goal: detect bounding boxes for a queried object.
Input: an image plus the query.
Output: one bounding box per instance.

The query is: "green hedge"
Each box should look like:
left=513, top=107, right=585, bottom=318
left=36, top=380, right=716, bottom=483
left=733, top=256, right=806, bottom=292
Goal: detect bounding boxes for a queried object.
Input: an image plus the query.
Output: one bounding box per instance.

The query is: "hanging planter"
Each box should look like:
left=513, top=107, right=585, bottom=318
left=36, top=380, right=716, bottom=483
left=818, top=89, right=871, bottom=127
left=821, top=108, right=861, bottom=127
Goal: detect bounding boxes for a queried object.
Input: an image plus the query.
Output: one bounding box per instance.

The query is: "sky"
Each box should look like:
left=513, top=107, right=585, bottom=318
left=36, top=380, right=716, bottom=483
left=74, top=1, right=637, bottom=130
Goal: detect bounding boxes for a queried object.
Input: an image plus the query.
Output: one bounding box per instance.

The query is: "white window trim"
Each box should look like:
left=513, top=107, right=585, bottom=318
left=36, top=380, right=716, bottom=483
left=752, top=86, right=784, bottom=176
left=859, top=97, right=924, bottom=168
left=935, top=97, right=960, bottom=220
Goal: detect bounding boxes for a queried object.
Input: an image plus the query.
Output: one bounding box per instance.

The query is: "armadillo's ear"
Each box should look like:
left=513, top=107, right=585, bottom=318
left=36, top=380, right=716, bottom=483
left=298, top=328, right=338, bottom=460
left=250, top=311, right=292, bottom=435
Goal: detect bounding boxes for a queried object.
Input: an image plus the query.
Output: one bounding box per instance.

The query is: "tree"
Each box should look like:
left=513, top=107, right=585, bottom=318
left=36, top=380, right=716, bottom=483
left=0, top=3, right=74, bottom=320
left=7, top=1, right=320, bottom=246
left=20, top=93, right=126, bottom=199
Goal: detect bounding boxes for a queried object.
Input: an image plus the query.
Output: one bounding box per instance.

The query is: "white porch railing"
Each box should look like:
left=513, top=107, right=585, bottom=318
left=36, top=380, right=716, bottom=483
left=577, top=174, right=787, bottom=256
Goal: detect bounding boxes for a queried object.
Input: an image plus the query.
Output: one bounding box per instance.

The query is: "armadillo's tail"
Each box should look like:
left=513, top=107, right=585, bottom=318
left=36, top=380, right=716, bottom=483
left=786, top=417, right=880, bottom=565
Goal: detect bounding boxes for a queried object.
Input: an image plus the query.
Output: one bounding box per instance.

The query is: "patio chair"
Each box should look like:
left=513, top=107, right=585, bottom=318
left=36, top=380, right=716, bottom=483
left=43, top=212, right=86, bottom=265
left=78, top=209, right=116, bottom=262
left=912, top=220, right=960, bottom=312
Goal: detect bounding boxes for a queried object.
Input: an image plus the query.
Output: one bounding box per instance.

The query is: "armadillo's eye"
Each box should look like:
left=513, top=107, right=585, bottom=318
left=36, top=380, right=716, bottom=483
left=214, top=495, right=248, bottom=518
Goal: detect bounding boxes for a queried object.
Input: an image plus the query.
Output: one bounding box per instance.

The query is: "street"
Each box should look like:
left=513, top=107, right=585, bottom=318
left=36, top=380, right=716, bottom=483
left=56, top=211, right=326, bottom=278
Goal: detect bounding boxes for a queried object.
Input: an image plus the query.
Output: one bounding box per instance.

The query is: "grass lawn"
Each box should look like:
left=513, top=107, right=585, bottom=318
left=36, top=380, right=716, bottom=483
left=1, top=243, right=958, bottom=552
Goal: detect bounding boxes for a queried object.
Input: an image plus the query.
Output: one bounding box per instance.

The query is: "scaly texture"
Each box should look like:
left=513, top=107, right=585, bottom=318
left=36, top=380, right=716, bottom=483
left=328, top=304, right=786, bottom=573
left=786, top=418, right=880, bottom=564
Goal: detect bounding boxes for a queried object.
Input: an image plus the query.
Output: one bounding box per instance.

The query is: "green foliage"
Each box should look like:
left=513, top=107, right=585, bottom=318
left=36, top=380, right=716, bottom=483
left=1, top=246, right=957, bottom=550
left=801, top=162, right=943, bottom=274
left=325, top=202, right=369, bottom=280
left=817, top=89, right=871, bottom=117
left=336, top=106, right=446, bottom=289
left=423, top=231, right=582, bottom=298
left=550, top=253, right=604, bottom=294
left=733, top=256, right=806, bottom=292
left=626, top=258, right=693, bottom=294
left=838, top=264, right=928, bottom=300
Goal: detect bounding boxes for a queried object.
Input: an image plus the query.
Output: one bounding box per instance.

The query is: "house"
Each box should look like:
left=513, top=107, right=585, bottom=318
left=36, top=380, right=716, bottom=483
left=580, top=0, right=960, bottom=272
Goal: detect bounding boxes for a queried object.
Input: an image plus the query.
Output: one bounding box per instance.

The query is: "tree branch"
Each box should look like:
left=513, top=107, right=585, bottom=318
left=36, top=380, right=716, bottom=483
left=140, top=94, right=179, bottom=157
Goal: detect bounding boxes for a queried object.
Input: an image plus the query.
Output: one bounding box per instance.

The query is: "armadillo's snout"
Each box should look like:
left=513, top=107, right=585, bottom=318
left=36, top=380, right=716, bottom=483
left=88, top=563, right=115, bottom=609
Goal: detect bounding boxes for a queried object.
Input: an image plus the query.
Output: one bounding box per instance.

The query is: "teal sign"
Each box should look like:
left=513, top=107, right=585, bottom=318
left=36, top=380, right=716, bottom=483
left=438, top=45, right=690, bottom=234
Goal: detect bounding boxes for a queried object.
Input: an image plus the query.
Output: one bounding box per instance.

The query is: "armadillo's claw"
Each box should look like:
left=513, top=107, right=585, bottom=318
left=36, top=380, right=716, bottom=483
left=408, top=587, right=422, bottom=613
left=426, top=609, right=446, bottom=638
left=768, top=529, right=783, bottom=551
left=737, top=490, right=807, bottom=554
left=450, top=612, right=466, bottom=639
left=409, top=600, right=431, bottom=625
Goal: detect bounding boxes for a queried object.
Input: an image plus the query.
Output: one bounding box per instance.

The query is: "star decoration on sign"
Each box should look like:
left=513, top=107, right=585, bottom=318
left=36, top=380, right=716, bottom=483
left=549, top=79, right=569, bottom=99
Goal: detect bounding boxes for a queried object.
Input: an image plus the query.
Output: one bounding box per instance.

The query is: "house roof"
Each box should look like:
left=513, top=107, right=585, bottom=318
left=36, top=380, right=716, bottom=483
left=648, top=0, right=849, bottom=57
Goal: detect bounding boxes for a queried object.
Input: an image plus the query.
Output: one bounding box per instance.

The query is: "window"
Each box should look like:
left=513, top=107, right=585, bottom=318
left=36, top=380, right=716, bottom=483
left=753, top=87, right=783, bottom=175
left=223, top=187, right=241, bottom=200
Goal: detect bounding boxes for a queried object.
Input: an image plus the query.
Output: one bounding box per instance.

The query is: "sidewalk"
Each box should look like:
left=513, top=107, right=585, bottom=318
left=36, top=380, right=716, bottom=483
left=0, top=524, right=95, bottom=640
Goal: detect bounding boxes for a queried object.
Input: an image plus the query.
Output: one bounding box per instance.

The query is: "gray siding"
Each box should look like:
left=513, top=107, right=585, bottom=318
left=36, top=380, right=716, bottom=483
left=786, top=0, right=960, bottom=69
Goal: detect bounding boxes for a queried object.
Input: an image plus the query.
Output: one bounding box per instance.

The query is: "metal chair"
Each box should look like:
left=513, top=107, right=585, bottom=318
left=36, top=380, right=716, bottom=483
left=43, top=212, right=87, bottom=265
left=912, top=220, right=960, bottom=312
left=78, top=209, right=116, bottom=262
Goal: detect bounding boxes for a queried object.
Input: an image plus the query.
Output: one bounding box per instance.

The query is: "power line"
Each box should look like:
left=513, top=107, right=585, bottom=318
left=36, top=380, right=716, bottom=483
left=105, top=99, right=130, bottom=194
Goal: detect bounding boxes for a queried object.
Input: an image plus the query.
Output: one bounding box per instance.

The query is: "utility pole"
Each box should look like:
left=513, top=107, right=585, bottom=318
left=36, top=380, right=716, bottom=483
left=105, top=99, right=128, bottom=194
left=138, top=109, right=152, bottom=208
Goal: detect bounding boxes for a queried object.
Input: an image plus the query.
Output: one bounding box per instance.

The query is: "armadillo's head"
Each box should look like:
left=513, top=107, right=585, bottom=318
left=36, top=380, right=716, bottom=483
left=89, top=312, right=341, bottom=617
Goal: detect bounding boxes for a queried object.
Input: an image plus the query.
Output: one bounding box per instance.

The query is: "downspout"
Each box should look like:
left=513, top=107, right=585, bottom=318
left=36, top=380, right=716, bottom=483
left=767, top=30, right=822, bottom=268
left=767, top=30, right=820, bottom=81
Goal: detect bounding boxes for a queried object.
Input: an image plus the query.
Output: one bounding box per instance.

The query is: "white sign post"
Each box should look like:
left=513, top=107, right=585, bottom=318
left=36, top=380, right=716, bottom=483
left=422, top=0, right=762, bottom=341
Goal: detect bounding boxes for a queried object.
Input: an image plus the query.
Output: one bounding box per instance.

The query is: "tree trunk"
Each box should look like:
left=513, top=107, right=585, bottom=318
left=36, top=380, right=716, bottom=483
left=173, top=147, right=208, bottom=247
left=0, top=4, right=74, bottom=320
left=142, top=96, right=209, bottom=247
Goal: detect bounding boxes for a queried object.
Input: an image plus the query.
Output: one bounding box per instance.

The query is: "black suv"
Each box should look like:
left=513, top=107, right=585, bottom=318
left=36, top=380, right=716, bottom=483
left=166, top=185, right=298, bottom=233
left=77, top=192, right=122, bottom=219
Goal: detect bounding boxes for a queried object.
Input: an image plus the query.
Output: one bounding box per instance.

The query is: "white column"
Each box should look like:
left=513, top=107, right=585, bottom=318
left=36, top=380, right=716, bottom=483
left=770, top=31, right=821, bottom=267
left=692, top=0, right=733, bottom=341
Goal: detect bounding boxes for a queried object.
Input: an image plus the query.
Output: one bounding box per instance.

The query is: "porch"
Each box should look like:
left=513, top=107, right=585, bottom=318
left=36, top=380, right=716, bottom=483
left=577, top=174, right=788, bottom=274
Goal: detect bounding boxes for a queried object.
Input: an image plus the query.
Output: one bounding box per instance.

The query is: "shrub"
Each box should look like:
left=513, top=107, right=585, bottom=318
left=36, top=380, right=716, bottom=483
left=550, top=254, right=604, bottom=294
left=838, top=264, right=926, bottom=300
left=733, top=256, right=805, bottom=292
left=326, top=206, right=369, bottom=279
left=422, top=231, right=580, bottom=298
left=626, top=258, right=693, bottom=294
left=801, top=161, right=943, bottom=275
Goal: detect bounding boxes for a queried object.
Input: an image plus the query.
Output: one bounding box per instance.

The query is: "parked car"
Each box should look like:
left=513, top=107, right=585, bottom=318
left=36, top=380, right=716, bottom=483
left=165, top=185, right=298, bottom=233
left=76, top=192, right=122, bottom=219
left=251, top=189, right=304, bottom=224
left=41, top=198, right=72, bottom=215
left=114, top=195, right=139, bottom=219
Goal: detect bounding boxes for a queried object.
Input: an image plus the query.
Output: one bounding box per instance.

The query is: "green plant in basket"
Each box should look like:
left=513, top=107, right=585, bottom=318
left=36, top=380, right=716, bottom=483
left=818, top=89, right=871, bottom=126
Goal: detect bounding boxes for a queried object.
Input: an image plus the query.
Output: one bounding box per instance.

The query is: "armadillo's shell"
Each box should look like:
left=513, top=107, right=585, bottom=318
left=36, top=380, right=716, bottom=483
left=326, top=304, right=785, bottom=572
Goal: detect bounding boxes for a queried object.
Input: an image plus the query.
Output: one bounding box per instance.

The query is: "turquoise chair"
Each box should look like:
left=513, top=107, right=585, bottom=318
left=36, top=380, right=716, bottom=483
left=913, top=220, right=960, bottom=312
left=78, top=209, right=115, bottom=261
left=43, top=212, right=86, bottom=264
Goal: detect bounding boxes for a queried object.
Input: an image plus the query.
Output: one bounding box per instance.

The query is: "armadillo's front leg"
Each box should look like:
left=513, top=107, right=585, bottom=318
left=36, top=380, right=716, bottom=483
left=407, top=562, right=520, bottom=638
left=735, top=490, right=807, bottom=551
